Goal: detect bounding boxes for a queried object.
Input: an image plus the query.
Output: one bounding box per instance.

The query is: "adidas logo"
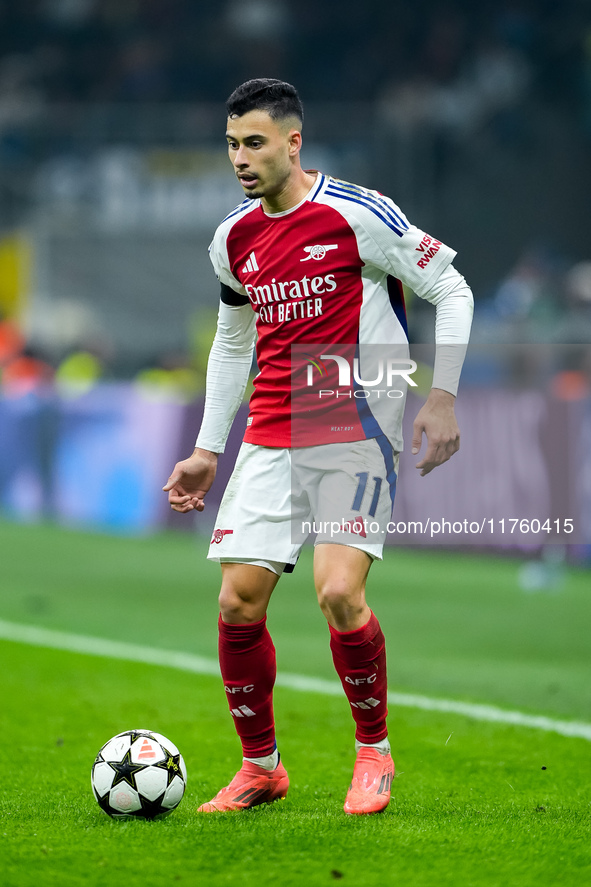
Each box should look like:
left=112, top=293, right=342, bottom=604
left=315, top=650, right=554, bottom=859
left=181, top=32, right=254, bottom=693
left=231, top=705, right=256, bottom=718
left=137, top=739, right=157, bottom=759
left=350, top=697, right=381, bottom=710
left=378, top=771, right=393, bottom=795
left=242, top=251, right=259, bottom=274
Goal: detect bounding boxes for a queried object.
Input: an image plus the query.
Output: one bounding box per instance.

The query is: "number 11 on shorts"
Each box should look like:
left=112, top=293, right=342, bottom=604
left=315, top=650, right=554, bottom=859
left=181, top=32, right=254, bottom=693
left=352, top=472, right=382, bottom=518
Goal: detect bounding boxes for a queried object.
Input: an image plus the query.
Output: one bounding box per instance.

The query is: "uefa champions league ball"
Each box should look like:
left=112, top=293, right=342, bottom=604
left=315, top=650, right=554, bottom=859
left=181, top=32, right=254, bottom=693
left=91, top=729, right=187, bottom=819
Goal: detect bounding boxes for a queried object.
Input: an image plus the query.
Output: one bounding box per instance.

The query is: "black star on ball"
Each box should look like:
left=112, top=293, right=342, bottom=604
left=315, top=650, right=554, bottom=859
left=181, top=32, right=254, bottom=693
left=155, top=753, right=183, bottom=786
left=109, top=750, right=145, bottom=790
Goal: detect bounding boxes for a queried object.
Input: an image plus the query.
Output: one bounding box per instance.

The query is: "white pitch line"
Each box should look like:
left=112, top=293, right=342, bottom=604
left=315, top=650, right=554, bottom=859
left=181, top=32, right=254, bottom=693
left=1, top=618, right=590, bottom=742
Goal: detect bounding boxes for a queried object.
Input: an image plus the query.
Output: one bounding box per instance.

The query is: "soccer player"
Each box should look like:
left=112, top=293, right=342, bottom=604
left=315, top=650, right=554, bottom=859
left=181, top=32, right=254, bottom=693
left=163, top=79, right=473, bottom=815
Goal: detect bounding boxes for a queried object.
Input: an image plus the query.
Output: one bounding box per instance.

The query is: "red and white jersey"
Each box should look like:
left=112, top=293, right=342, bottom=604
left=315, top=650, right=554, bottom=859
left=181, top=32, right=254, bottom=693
left=209, top=173, right=456, bottom=449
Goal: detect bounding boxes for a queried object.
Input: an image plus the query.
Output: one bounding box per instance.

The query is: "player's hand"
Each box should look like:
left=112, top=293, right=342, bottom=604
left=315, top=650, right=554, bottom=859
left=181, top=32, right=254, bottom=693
left=411, top=388, right=460, bottom=477
left=162, top=448, right=218, bottom=513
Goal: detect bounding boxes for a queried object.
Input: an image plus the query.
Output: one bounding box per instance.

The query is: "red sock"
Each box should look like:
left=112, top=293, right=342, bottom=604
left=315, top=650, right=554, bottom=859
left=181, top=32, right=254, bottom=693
left=218, top=615, right=277, bottom=758
left=329, top=611, right=388, bottom=744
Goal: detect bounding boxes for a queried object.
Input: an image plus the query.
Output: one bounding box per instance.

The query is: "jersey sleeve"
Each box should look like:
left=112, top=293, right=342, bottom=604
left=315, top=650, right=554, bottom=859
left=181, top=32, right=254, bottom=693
left=194, top=300, right=256, bottom=453
left=208, top=225, right=249, bottom=296
left=340, top=190, right=457, bottom=297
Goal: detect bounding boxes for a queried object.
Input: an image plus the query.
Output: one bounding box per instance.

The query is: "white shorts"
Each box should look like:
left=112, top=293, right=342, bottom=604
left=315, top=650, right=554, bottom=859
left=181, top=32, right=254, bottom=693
left=208, top=438, right=399, bottom=573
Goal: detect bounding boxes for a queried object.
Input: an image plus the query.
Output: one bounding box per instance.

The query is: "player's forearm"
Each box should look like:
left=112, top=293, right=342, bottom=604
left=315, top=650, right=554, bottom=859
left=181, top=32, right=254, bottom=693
left=423, top=264, right=474, bottom=396
left=195, top=302, right=255, bottom=454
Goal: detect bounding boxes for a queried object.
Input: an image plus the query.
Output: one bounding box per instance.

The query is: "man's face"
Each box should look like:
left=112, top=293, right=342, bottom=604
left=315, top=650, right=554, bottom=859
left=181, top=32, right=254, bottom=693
left=226, top=109, right=301, bottom=201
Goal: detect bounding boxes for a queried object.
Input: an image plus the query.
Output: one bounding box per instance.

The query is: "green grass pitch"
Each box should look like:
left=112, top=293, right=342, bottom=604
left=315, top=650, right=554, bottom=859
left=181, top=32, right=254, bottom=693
left=0, top=520, right=590, bottom=886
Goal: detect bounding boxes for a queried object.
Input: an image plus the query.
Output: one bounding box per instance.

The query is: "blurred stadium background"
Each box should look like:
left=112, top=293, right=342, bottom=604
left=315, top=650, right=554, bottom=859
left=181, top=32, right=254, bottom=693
left=0, top=0, right=590, bottom=559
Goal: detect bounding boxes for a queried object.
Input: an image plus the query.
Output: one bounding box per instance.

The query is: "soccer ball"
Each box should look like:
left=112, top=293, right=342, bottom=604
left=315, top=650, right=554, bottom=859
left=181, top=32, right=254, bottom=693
left=91, top=729, right=187, bottom=819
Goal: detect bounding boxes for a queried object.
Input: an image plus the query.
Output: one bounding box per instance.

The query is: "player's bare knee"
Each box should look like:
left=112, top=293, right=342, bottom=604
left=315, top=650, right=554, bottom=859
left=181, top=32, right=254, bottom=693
left=218, top=586, right=250, bottom=622
left=316, top=581, right=364, bottom=620
left=218, top=578, right=272, bottom=623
